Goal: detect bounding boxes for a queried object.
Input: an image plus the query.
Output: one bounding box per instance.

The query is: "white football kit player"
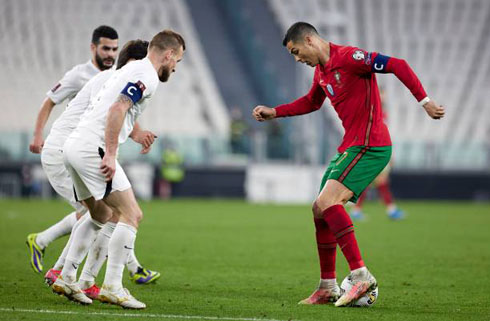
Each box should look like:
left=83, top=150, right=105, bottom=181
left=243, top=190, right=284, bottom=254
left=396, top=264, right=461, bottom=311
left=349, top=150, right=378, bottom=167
left=64, top=57, right=159, bottom=201
left=41, top=60, right=100, bottom=213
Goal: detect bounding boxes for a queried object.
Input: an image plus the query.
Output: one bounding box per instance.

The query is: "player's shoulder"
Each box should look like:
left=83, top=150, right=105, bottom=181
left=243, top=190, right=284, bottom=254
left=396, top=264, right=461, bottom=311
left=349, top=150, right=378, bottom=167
left=335, top=44, right=367, bottom=61
left=123, top=58, right=158, bottom=91
left=61, top=60, right=98, bottom=84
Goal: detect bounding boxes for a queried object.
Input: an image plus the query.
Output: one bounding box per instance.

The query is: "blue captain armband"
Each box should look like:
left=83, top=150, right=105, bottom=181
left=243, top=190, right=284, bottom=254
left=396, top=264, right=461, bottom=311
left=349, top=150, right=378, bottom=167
left=371, top=54, right=391, bottom=73
left=121, top=82, right=144, bottom=104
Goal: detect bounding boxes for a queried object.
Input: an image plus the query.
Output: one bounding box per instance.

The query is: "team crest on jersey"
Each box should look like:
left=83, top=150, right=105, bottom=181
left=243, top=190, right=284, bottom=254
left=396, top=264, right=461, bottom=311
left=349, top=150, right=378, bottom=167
left=51, top=83, right=61, bottom=93
left=352, top=50, right=365, bottom=61
left=326, top=84, right=335, bottom=96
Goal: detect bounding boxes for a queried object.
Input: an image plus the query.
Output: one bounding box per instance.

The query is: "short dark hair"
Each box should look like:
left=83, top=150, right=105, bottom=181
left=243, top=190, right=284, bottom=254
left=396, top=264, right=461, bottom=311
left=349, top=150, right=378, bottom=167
left=149, top=29, right=186, bottom=52
left=92, top=25, right=118, bottom=44
left=116, top=40, right=149, bottom=70
left=282, top=22, right=318, bottom=46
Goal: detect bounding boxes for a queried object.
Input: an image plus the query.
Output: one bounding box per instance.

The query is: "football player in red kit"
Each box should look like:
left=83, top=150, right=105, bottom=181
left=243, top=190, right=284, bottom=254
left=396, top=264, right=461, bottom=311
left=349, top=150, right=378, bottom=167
left=253, top=22, right=444, bottom=307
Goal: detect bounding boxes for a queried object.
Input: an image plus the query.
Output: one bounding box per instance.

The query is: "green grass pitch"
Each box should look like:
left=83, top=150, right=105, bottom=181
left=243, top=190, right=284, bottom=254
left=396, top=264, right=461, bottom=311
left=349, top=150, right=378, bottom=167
left=0, top=199, right=489, bottom=321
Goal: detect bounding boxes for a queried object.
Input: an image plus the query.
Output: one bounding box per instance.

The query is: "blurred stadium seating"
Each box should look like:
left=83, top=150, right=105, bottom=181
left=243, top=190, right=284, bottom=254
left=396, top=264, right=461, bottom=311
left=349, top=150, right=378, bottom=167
left=268, top=0, right=490, bottom=171
left=0, top=0, right=488, bottom=200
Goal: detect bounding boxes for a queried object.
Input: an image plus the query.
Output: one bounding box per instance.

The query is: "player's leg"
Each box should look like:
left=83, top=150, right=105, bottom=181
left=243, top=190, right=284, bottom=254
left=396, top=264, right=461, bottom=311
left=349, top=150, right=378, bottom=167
left=44, top=214, right=89, bottom=286
left=374, top=167, right=404, bottom=220
left=299, top=159, right=340, bottom=305
left=98, top=188, right=146, bottom=309
left=26, top=148, right=83, bottom=273
left=319, top=146, right=391, bottom=307
left=350, top=188, right=368, bottom=221
left=78, top=212, right=117, bottom=299
left=52, top=140, right=112, bottom=304
left=58, top=197, right=111, bottom=283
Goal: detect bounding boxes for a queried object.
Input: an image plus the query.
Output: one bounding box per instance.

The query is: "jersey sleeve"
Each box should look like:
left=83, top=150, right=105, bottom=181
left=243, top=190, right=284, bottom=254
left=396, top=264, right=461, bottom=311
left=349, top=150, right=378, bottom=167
left=119, top=68, right=158, bottom=105
left=274, top=68, right=326, bottom=117
left=342, top=47, right=428, bottom=102
left=46, top=67, right=83, bottom=104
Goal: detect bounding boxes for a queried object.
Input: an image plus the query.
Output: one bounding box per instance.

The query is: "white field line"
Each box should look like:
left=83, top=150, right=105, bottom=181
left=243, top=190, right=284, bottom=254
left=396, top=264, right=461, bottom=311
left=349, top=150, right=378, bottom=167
left=0, top=307, right=296, bottom=321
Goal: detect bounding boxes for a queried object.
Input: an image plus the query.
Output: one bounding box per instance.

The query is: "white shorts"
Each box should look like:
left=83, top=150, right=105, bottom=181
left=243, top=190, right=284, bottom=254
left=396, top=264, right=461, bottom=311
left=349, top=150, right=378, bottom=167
left=63, top=136, right=131, bottom=201
left=41, top=148, right=87, bottom=213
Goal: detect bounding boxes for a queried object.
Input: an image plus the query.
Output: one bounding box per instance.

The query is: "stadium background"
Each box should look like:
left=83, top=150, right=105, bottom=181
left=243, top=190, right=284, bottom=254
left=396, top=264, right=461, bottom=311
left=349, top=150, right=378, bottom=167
left=0, top=1, right=489, bottom=320
left=0, top=0, right=489, bottom=201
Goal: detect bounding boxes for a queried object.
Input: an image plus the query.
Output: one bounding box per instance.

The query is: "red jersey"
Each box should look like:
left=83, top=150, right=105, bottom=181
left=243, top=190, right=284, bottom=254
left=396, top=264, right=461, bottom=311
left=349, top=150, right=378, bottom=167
left=275, top=43, right=427, bottom=153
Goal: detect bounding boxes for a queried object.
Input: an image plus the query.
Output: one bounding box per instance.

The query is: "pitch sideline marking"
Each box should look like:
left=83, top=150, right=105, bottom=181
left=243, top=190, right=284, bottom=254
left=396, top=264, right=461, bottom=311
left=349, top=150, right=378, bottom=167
left=0, top=307, right=294, bottom=321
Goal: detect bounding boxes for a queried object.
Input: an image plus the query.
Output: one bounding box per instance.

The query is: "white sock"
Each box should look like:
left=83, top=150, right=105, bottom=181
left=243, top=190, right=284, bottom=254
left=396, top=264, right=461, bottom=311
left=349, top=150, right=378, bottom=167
left=78, top=222, right=117, bottom=289
left=53, top=214, right=89, bottom=270
left=61, top=217, right=104, bottom=283
left=36, top=211, right=78, bottom=249
left=126, top=249, right=142, bottom=275
left=103, top=222, right=137, bottom=291
left=319, top=278, right=337, bottom=289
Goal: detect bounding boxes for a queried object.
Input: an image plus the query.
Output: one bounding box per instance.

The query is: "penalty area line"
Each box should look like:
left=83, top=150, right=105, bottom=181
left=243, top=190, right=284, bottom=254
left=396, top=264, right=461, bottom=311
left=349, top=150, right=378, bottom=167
left=0, top=307, right=295, bottom=321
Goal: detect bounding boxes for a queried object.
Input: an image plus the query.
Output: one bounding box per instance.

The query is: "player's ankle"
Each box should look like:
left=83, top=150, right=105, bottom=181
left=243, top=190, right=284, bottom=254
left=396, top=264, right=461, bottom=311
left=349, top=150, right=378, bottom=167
left=319, top=278, right=337, bottom=289
left=79, top=279, right=95, bottom=290
left=351, top=266, right=368, bottom=276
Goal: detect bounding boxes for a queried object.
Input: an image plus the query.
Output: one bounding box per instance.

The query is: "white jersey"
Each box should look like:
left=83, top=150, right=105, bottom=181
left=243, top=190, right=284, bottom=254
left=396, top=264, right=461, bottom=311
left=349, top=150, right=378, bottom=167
left=43, top=60, right=100, bottom=149
left=72, top=58, right=159, bottom=148
left=44, top=70, right=114, bottom=149
left=46, top=60, right=99, bottom=104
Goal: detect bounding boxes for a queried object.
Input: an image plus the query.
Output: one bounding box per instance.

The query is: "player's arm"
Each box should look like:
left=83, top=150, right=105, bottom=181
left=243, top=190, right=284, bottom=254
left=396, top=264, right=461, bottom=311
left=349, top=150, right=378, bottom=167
left=346, top=48, right=444, bottom=119
left=382, top=56, right=445, bottom=119
left=101, top=80, right=146, bottom=181
left=253, top=73, right=326, bottom=121
left=101, top=94, right=132, bottom=181
left=29, top=68, right=83, bottom=153
left=29, top=97, right=56, bottom=153
left=129, top=122, right=156, bottom=154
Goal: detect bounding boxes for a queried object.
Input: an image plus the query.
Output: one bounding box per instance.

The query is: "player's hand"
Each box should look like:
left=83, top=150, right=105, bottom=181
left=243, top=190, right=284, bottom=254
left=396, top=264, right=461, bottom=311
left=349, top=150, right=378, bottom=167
left=252, top=105, right=276, bottom=122
left=132, top=130, right=156, bottom=154
left=100, top=154, right=116, bottom=182
left=423, top=100, right=445, bottom=119
left=29, top=135, right=44, bottom=154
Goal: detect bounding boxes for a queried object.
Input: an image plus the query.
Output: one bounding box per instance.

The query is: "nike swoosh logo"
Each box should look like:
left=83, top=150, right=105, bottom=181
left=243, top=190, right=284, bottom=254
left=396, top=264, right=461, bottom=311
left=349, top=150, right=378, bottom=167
left=124, top=246, right=133, bottom=250
left=72, top=263, right=78, bottom=269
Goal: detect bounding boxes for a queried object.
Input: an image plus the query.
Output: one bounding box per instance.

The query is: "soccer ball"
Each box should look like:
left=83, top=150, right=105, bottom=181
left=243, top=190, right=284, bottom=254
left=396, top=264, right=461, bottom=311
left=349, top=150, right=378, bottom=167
left=340, top=275, right=378, bottom=307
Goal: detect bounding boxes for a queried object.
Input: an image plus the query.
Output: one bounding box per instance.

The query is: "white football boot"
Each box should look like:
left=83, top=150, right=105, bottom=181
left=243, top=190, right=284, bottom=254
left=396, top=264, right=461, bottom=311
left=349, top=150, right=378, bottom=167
left=98, top=285, right=146, bottom=309
left=52, top=276, right=93, bottom=305
left=335, top=267, right=377, bottom=307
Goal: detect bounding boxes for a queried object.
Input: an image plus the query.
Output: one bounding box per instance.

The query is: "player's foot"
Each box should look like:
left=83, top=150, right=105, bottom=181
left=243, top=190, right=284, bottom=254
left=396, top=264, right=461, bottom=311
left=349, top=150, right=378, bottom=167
left=44, top=268, right=61, bottom=286
left=26, top=233, right=44, bottom=273
left=350, top=210, right=365, bottom=221
left=52, top=276, right=92, bottom=305
left=82, top=284, right=101, bottom=300
left=388, top=208, right=405, bottom=220
left=98, top=285, right=146, bottom=309
left=335, top=268, right=377, bottom=307
left=298, top=285, right=341, bottom=304
left=129, top=266, right=161, bottom=284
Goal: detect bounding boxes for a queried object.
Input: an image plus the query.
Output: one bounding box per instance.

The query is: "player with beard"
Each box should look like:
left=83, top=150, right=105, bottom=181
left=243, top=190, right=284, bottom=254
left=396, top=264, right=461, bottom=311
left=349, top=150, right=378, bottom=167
left=52, top=30, right=185, bottom=309
left=27, top=26, right=118, bottom=274
left=27, top=27, right=160, bottom=289
left=253, top=22, right=444, bottom=307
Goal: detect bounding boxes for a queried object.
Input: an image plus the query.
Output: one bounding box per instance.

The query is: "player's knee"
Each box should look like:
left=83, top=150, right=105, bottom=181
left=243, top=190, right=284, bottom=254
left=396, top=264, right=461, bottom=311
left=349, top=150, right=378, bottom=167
left=311, top=201, right=323, bottom=219
left=315, top=197, right=343, bottom=213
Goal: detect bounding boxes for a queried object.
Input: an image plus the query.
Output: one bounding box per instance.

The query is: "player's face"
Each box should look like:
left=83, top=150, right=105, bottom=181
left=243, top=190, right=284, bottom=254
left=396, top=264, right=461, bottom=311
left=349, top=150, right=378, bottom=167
left=287, top=39, right=319, bottom=67
left=92, top=37, right=119, bottom=71
left=158, top=47, right=184, bottom=82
